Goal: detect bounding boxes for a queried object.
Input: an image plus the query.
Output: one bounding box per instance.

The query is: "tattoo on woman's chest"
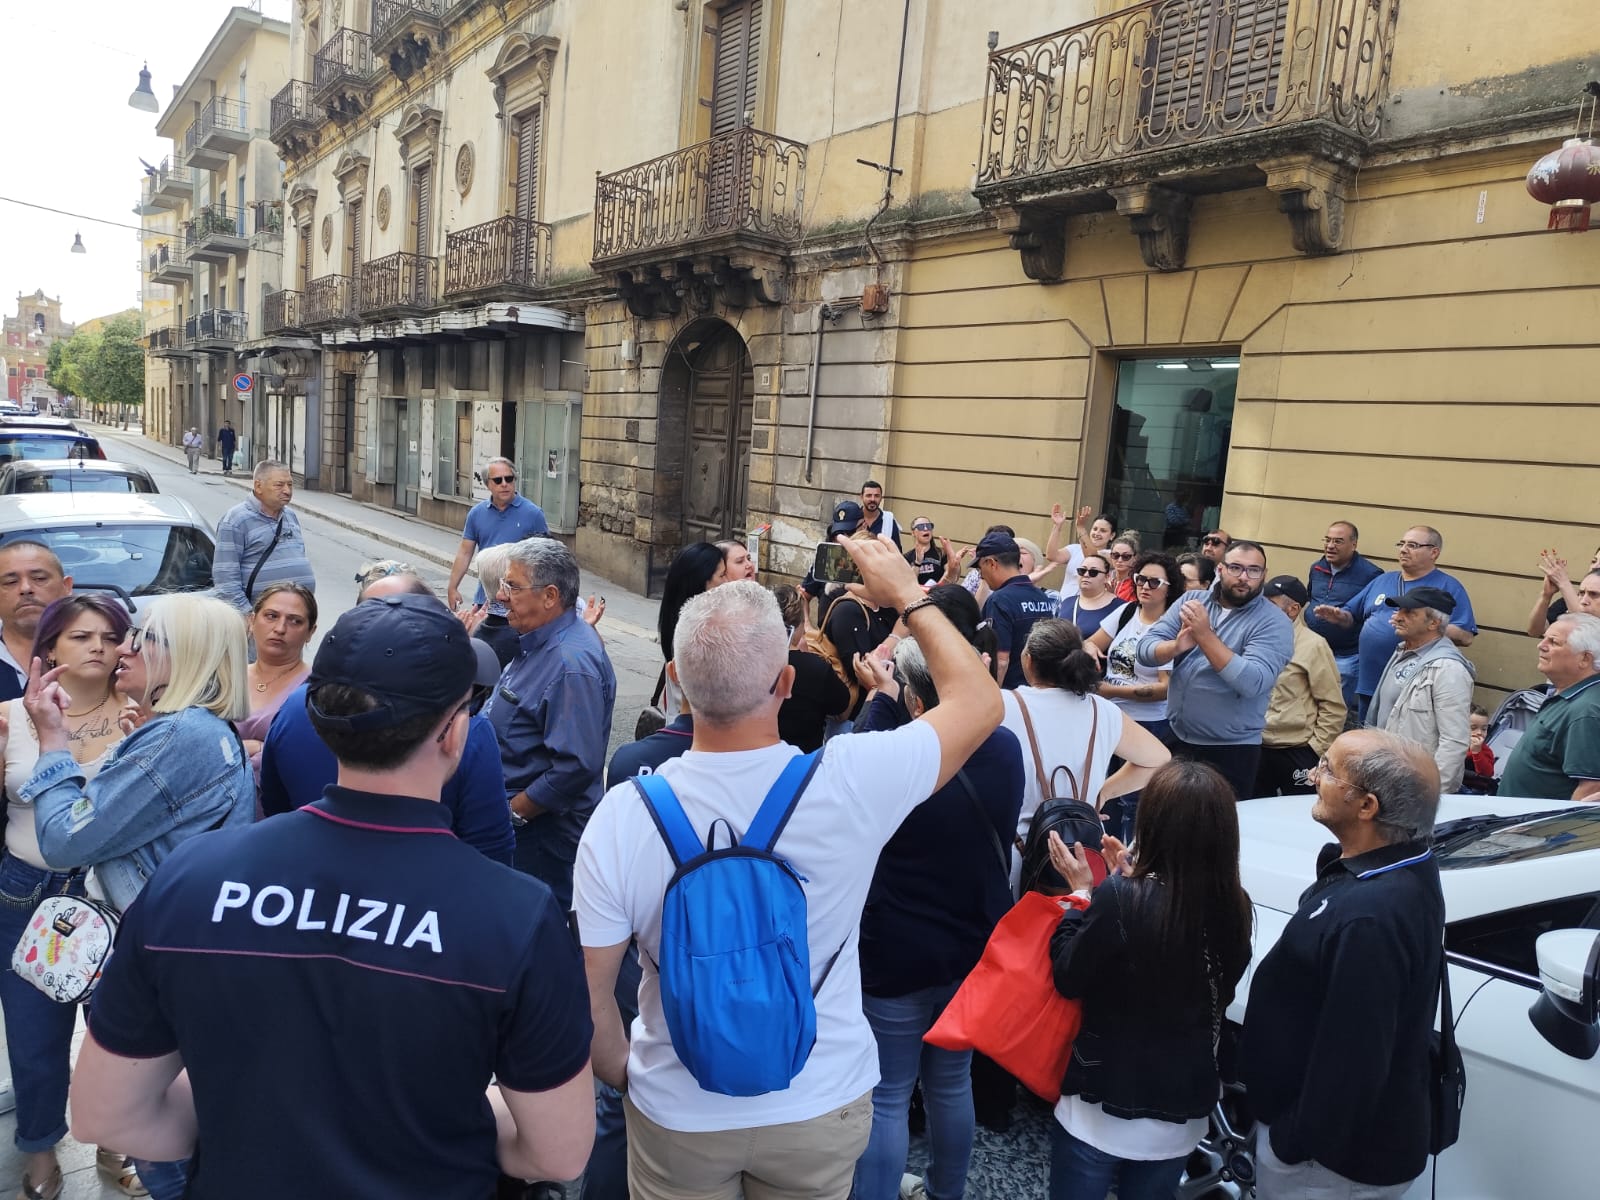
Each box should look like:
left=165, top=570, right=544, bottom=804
left=68, top=716, right=116, bottom=746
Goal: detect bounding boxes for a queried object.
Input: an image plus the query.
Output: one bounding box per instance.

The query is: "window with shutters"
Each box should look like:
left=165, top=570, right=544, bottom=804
left=510, top=106, right=541, bottom=224
left=298, top=223, right=312, bottom=290
left=346, top=198, right=364, bottom=277
left=412, top=164, right=432, bottom=259
left=1140, top=0, right=1287, bottom=141
left=710, top=0, right=762, bottom=136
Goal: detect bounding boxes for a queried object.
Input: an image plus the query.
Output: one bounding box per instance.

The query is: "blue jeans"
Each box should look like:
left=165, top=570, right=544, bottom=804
left=852, top=982, right=972, bottom=1200
left=1333, top=654, right=1360, bottom=723
left=1049, top=1122, right=1186, bottom=1200
left=511, top=823, right=575, bottom=913
left=129, top=1157, right=190, bottom=1200
left=583, top=942, right=642, bottom=1200
left=1104, top=719, right=1170, bottom=842
left=0, top=856, right=85, bottom=1153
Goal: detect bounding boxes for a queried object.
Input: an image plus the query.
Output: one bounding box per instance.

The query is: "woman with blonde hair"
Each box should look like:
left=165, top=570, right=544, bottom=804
left=20, top=594, right=254, bottom=1200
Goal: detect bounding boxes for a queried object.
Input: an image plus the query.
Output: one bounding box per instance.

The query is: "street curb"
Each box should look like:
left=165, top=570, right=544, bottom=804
left=95, top=427, right=661, bottom=646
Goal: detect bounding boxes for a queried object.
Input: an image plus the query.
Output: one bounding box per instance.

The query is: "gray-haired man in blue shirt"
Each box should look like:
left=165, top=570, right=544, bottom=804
left=1138, top=539, right=1294, bottom=800
left=479, top=537, right=616, bottom=910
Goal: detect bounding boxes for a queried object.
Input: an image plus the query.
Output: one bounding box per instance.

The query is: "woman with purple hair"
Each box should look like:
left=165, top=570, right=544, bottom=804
left=0, top=595, right=143, bottom=1200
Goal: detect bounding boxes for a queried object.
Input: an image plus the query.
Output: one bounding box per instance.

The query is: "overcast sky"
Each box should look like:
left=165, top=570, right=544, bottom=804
left=0, top=0, right=291, bottom=327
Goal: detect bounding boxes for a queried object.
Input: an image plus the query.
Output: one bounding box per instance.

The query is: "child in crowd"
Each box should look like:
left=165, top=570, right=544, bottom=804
left=1462, top=703, right=1497, bottom=794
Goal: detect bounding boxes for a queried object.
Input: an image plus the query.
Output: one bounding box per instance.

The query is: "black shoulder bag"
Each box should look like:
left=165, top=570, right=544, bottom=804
left=1430, top=943, right=1466, bottom=1155
left=244, top=515, right=287, bottom=604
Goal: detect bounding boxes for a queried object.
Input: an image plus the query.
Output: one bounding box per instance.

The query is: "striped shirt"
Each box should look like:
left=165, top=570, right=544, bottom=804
left=213, top=497, right=315, bottom=613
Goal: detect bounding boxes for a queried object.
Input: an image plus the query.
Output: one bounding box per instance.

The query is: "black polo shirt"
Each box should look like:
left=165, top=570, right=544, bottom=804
left=87, top=787, right=591, bottom=1200
left=1240, top=838, right=1444, bottom=1187
left=982, top=573, right=1056, bottom=688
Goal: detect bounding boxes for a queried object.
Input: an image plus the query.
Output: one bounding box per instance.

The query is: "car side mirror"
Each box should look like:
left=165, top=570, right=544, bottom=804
left=1529, top=928, right=1600, bottom=1059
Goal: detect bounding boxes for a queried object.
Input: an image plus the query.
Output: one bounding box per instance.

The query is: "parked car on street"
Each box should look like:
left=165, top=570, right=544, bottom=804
left=0, top=424, right=103, bottom=463
left=1181, top=794, right=1600, bottom=1199
left=0, top=459, right=157, bottom=496
left=0, top=494, right=214, bottom=611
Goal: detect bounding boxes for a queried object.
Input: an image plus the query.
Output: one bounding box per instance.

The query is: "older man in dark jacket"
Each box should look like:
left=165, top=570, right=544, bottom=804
left=1241, top=729, right=1445, bottom=1198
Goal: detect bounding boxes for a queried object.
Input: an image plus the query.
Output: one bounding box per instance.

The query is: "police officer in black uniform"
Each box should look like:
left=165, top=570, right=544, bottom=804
left=70, top=594, right=596, bottom=1199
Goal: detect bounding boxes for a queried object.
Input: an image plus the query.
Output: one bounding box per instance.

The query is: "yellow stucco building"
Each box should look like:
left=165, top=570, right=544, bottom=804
left=265, top=0, right=1598, bottom=704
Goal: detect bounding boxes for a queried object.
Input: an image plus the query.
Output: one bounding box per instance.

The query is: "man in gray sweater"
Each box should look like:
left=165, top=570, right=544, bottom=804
left=1138, top=540, right=1295, bottom=799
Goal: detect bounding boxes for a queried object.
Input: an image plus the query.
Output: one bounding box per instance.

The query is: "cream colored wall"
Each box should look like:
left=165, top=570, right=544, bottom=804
left=887, top=145, right=1598, bottom=702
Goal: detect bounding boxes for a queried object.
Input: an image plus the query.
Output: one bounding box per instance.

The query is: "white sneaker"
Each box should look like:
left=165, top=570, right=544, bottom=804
left=898, top=1174, right=927, bottom=1200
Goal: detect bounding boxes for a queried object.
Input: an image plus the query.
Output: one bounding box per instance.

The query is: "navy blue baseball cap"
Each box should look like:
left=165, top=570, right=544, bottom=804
left=975, top=531, right=1020, bottom=560
left=308, top=594, right=477, bottom=731
left=827, top=500, right=865, bottom=538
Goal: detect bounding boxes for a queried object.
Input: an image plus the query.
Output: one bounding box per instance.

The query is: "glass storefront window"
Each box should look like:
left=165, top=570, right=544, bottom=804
left=1102, top=357, right=1238, bottom=553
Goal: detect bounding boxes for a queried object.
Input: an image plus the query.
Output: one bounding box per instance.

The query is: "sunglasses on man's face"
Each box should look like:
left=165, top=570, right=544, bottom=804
left=1203, top=536, right=1229, bottom=547
left=1076, top=566, right=1106, bottom=577
left=488, top=474, right=516, bottom=485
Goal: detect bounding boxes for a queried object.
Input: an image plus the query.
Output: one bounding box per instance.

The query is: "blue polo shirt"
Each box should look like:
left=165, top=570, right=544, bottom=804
left=86, top=787, right=591, bottom=1200
left=462, top=494, right=549, bottom=603
left=982, top=573, right=1057, bottom=689
left=1304, top=554, right=1382, bottom=656
left=259, top=684, right=514, bottom=865
left=607, top=714, right=694, bottom=784
left=1339, top=569, right=1477, bottom=696
left=480, top=609, right=617, bottom=861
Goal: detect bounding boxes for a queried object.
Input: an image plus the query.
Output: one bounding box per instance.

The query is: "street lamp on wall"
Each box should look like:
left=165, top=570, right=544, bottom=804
left=129, top=64, right=159, bottom=114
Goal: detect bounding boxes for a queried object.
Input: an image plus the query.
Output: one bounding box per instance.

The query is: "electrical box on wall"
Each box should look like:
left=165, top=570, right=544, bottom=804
left=619, top=338, right=639, bottom=363
left=861, top=283, right=891, bottom=314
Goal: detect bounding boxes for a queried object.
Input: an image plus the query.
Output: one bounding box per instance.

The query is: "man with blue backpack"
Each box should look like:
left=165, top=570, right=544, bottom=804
left=574, top=534, right=1004, bottom=1200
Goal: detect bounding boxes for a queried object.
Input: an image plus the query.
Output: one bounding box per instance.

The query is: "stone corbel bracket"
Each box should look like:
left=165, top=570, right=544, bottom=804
left=612, top=252, right=788, bottom=317
left=1108, top=184, right=1193, bottom=272
left=993, top=205, right=1067, bottom=283
left=1261, top=155, right=1356, bottom=256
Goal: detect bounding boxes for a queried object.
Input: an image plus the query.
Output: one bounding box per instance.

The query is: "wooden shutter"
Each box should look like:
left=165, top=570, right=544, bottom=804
left=1143, top=1, right=1213, bottom=135
left=414, top=164, right=432, bottom=257
left=513, top=108, right=540, bottom=223
left=1142, top=0, right=1287, bottom=137
left=298, top=223, right=311, bottom=289
left=348, top=198, right=364, bottom=273
left=710, top=0, right=761, bottom=135
left=1221, top=0, right=1287, bottom=121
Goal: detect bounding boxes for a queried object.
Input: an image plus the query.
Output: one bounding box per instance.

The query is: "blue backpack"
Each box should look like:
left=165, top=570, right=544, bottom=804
left=632, top=750, right=826, bottom=1097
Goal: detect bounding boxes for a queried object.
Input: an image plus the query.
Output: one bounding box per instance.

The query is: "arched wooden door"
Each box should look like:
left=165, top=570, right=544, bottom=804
left=683, top=325, right=754, bottom=543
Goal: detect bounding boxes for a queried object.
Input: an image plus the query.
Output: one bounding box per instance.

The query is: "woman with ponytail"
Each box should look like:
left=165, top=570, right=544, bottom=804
left=998, top=619, right=1169, bottom=891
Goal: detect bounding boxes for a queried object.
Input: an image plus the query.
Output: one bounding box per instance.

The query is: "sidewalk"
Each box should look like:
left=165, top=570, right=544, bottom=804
left=92, top=426, right=660, bottom=646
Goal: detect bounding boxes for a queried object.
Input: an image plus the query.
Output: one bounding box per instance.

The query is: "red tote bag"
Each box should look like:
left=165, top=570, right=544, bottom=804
left=924, top=890, right=1086, bottom=1103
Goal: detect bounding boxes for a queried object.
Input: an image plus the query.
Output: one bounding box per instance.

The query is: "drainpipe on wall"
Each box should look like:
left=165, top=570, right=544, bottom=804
left=803, top=300, right=859, bottom=482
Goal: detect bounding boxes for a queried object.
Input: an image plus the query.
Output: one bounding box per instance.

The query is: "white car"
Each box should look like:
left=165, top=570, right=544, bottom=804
left=0, top=493, right=215, bottom=612
left=1182, top=793, right=1600, bottom=1199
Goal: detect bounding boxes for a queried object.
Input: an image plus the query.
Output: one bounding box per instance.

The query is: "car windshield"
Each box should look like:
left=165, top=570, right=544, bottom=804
left=1436, top=808, right=1600, bottom=869
left=13, top=472, right=151, bottom=495
left=17, top=525, right=213, bottom=597
left=0, top=435, right=98, bottom=462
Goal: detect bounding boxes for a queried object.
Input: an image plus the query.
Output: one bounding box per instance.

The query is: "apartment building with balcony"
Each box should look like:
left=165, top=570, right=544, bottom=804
left=137, top=192, right=181, bottom=446
left=145, top=6, right=290, bottom=464
left=267, top=0, right=1597, bottom=702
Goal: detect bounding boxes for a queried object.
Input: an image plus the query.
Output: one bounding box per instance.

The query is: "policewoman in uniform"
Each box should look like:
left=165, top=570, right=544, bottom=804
left=68, top=594, right=597, bottom=1199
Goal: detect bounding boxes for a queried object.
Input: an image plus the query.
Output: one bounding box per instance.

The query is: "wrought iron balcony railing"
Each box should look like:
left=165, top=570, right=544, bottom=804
left=358, top=252, right=438, bottom=314
left=314, top=28, right=373, bottom=98
left=185, top=309, right=247, bottom=346
left=200, top=95, right=249, bottom=138
left=443, top=216, right=552, bottom=297
left=263, top=289, right=306, bottom=334
left=372, top=0, right=441, bottom=45
left=976, top=0, right=1401, bottom=191
left=145, top=326, right=181, bottom=352
left=593, top=126, right=807, bottom=262
left=303, top=273, right=355, bottom=326
left=254, top=202, right=283, bottom=236
left=270, top=80, right=315, bottom=143
left=193, top=204, right=242, bottom=239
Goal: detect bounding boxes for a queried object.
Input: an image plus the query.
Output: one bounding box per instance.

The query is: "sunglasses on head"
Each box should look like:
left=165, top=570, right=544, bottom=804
left=1076, top=566, right=1106, bottom=577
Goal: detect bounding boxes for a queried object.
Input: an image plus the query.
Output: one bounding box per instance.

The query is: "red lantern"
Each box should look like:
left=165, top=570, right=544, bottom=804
left=1527, top=138, right=1600, bottom=231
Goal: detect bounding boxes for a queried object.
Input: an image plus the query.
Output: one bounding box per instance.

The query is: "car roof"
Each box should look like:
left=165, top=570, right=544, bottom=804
left=0, top=492, right=207, bottom=531
left=1238, top=793, right=1598, bottom=922
left=0, top=417, right=81, bottom=430
left=0, top=459, right=152, bottom=477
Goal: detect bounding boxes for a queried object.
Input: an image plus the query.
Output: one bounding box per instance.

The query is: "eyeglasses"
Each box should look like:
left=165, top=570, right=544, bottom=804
left=487, top=474, right=516, bottom=485
left=1322, top=536, right=1350, bottom=545
left=435, top=700, right=471, bottom=744
left=1108, top=551, right=1134, bottom=561
left=1395, top=540, right=1438, bottom=551
left=1076, top=566, right=1106, bottom=577
left=499, top=577, right=543, bottom=595
left=912, top=522, right=934, bottom=532
left=128, top=626, right=167, bottom=655
left=1310, top=756, right=1360, bottom=791
left=1133, top=574, right=1169, bottom=590
left=1219, top=562, right=1266, bottom=580
left=1203, top=536, right=1229, bottom=547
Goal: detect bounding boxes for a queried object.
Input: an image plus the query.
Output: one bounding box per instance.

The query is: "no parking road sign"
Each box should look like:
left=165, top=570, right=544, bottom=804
left=232, top=372, right=253, bottom=393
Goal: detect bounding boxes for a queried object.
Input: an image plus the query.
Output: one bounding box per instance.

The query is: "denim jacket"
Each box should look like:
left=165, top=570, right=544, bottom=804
left=20, top=706, right=255, bottom=912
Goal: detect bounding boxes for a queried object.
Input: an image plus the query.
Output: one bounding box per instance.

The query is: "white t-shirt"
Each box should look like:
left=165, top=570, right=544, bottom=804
left=999, top=688, right=1123, bottom=892
left=574, top=721, right=942, bottom=1133
left=1056, top=543, right=1086, bottom=599
left=1100, top=608, right=1171, bottom=724
left=1055, top=1095, right=1207, bottom=1161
